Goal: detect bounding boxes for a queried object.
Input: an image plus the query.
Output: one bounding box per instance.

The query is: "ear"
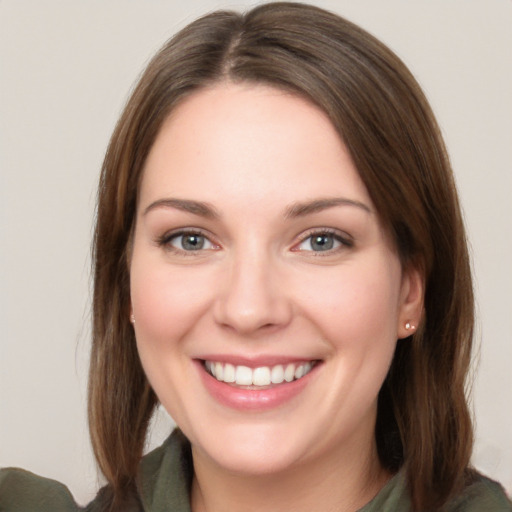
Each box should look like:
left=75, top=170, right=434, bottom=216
left=397, top=264, right=424, bottom=339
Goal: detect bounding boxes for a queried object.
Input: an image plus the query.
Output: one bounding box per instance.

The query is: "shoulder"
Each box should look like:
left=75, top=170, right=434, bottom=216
left=0, top=467, right=139, bottom=512
left=361, top=470, right=511, bottom=512
left=0, top=467, right=82, bottom=512
left=0, top=430, right=191, bottom=512
left=446, top=473, right=512, bottom=512
left=137, top=429, right=193, bottom=511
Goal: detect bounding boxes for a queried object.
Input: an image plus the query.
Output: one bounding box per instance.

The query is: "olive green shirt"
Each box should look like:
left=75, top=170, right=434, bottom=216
left=1, top=430, right=511, bottom=511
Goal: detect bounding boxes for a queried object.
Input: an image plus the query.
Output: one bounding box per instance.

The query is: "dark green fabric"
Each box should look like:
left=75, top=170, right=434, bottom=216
left=137, top=429, right=193, bottom=512
left=0, top=468, right=78, bottom=511
left=1, top=429, right=511, bottom=511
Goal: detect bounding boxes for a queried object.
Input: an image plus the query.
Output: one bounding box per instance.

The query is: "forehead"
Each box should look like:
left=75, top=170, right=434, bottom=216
left=139, top=82, right=373, bottom=211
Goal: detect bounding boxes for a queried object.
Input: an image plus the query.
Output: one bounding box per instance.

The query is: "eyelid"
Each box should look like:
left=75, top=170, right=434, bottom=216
left=157, top=227, right=220, bottom=254
left=291, top=227, right=353, bottom=253
left=156, top=226, right=352, bottom=255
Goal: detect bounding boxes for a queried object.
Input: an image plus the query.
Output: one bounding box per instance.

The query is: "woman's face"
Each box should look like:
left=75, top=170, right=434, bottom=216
left=130, top=83, right=421, bottom=475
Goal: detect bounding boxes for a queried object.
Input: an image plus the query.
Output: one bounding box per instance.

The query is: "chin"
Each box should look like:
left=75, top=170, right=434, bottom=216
left=186, top=418, right=320, bottom=476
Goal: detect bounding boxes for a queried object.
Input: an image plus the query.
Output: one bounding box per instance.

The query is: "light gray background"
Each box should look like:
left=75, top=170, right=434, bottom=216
left=1, top=0, right=511, bottom=505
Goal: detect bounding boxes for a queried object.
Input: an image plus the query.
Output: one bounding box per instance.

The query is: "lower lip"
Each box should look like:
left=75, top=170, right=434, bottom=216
left=196, top=361, right=318, bottom=411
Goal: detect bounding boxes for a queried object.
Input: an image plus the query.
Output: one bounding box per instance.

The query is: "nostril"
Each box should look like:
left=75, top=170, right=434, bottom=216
left=212, top=265, right=293, bottom=334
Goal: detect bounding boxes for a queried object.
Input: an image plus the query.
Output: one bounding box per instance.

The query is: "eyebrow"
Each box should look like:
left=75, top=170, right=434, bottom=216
left=284, top=197, right=372, bottom=218
left=143, top=196, right=371, bottom=220
left=143, top=198, right=220, bottom=219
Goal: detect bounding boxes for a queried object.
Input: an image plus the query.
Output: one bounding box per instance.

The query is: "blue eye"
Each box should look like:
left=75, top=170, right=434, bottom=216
left=296, top=231, right=350, bottom=252
left=166, top=232, right=215, bottom=251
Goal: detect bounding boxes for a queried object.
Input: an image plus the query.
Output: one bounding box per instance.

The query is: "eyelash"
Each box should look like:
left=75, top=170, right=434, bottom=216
left=157, top=229, right=218, bottom=256
left=292, top=228, right=353, bottom=255
left=156, top=228, right=353, bottom=256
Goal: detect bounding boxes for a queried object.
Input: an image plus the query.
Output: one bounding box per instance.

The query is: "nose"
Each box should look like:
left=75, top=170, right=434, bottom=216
left=213, top=249, right=293, bottom=335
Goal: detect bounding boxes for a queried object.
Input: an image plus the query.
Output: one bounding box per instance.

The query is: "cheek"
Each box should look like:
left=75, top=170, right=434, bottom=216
left=295, top=258, right=402, bottom=353
left=130, top=259, right=215, bottom=345
left=129, top=256, right=217, bottom=420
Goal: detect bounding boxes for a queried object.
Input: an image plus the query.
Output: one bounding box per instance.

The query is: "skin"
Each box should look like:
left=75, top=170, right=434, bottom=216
left=130, top=82, right=423, bottom=512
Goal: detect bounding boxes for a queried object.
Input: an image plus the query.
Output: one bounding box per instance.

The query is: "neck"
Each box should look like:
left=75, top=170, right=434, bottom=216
left=190, top=434, right=390, bottom=512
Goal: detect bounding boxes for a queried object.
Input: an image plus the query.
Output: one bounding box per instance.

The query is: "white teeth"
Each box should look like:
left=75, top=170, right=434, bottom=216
left=205, top=360, right=315, bottom=387
left=223, top=363, right=235, bottom=383
left=271, top=365, right=284, bottom=384
left=214, top=362, right=224, bottom=381
left=252, top=367, right=271, bottom=386
left=284, top=363, right=295, bottom=382
left=235, top=365, right=253, bottom=386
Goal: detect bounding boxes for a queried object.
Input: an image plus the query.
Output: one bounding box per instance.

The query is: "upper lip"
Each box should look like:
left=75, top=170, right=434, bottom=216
left=195, top=354, right=321, bottom=368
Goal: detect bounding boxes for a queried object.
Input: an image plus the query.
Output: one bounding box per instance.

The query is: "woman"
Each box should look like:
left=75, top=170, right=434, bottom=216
left=1, top=3, right=510, bottom=511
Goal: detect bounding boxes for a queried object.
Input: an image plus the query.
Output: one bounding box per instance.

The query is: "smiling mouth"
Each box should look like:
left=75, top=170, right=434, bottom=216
left=203, top=360, right=318, bottom=388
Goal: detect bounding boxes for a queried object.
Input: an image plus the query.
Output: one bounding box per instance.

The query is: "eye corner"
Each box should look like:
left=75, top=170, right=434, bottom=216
left=157, top=228, right=221, bottom=255
left=291, top=228, right=354, bottom=255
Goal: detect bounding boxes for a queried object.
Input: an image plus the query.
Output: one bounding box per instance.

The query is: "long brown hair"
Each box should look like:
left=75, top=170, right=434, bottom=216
left=90, top=3, right=474, bottom=509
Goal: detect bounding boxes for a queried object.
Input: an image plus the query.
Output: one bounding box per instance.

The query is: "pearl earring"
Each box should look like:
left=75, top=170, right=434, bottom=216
left=130, top=313, right=135, bottom=324
left=405, top=322, right=416, bottom=330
